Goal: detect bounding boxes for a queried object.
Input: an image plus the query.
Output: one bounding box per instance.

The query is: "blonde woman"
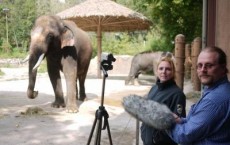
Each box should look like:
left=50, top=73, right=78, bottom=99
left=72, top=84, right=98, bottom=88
left=141, top=52, right=186, bottom=145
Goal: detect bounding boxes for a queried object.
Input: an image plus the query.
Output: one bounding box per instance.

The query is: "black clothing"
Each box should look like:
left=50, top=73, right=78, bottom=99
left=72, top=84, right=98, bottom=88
left=141, top=79, right=186, bottom=145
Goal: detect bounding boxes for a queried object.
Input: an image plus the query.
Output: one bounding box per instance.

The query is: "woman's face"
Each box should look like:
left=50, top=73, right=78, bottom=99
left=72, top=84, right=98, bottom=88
left=157, top=61, right=174, bottom=83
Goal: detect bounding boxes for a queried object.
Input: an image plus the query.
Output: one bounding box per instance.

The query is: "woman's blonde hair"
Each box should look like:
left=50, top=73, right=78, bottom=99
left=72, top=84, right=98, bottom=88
left=157, top=52, right=176, bottom=80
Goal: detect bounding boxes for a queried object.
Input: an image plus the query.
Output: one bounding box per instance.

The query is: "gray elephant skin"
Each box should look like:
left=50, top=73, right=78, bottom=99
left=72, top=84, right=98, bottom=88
left=125, top=51, right=162, bottom=85
left=26, top=15, right=92, bottom=113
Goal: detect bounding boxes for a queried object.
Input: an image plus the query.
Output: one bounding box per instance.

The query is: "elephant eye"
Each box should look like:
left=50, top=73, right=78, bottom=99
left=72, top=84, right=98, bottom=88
left=47, top=33, right=54, bottom=41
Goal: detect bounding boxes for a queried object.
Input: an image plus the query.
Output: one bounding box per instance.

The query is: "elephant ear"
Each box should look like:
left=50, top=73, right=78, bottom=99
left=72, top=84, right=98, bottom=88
left=61, top=26, right=75, bottom=48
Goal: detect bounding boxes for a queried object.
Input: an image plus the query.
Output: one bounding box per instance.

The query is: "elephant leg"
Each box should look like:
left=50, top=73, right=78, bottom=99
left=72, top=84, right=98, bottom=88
left=62, top=58, right=78, bottom=113
left=133, top=72, right=140, bottom=85
left=125, top=76, right=132, bottom=85
left=78, top=74, right=87, bottom=101
left=47, top=62, right=65, bottom=108
left=130, top=77, right=135, bottom=85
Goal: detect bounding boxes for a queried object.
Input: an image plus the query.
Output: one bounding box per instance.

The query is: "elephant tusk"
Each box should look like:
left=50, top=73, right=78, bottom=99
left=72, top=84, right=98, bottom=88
left=33, top=53, right=45, bottom=70
left=21, top=54, right=30, bottom=63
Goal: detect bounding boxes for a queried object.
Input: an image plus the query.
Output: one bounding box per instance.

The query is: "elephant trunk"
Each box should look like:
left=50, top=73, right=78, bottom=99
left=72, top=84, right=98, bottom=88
left=27, top=64, right=38, bottom=99
left=27, top=53, right=44, bottom=99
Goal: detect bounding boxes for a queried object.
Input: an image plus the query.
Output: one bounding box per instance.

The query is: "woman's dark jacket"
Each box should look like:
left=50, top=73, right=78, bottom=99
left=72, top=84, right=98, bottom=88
left=141, top=79, right=186, bottom=145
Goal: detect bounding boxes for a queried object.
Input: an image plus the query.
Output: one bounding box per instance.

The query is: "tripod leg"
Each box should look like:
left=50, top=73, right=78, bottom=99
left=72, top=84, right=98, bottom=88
left=136, top=119, right=139, bottom=145
left=87, top=115, right=98, bottom=145
left=94, top=118, right=102, bottom=145
left=105, top=120, right=113, bottom=145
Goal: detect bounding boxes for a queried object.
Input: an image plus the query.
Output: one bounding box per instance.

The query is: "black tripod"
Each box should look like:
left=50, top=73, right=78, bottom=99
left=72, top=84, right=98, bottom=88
left=86, top=66, right=113, bottom=145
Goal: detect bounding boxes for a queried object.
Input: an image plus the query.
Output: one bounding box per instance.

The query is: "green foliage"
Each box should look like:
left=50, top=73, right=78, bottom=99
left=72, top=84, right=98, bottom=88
left=0, top=0, right=36, bottom=53
left=36, top=0, right=81, bottom=15
left=90, top=32, right=149, bottom=57
left=0, top=45, right=27, bottom=59
left=0, top=0, right=202, bottom=58
left=0, top=38, right=12, bottom=53
left=132, top=0, right=202, bottom=51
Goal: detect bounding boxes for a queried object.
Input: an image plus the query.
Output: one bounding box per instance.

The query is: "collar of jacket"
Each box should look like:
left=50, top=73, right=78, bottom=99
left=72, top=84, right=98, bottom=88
left=156, top=78, right=175, bottom=91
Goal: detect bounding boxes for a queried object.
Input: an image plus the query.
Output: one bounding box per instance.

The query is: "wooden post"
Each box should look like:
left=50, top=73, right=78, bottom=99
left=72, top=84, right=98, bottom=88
left=184, top=44, right=192, bottom=79
left=174, top=34, right=185, bottom=90
left=191, top=37, right=201, bottom=91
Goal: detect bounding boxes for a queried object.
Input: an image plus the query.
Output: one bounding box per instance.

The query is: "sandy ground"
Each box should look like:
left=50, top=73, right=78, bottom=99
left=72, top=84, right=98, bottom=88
left=0, top=66, right=152, bottom=145
left=0, top=57, right=196, bottom=145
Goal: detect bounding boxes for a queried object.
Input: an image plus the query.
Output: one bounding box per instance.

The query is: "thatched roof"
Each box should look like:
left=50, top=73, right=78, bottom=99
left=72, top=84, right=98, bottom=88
left=56, top=0, right=152, bottom=32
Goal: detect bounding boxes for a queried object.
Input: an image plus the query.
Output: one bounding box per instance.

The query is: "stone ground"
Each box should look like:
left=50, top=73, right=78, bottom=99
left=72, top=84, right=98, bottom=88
left=0, top=56, right=197, bottom=145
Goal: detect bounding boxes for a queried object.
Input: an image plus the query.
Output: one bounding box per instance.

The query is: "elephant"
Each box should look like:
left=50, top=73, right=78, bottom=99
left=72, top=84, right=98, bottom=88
left=25, top=15, right=93, bottom=113
left=125, top=51, right=163, bottom=85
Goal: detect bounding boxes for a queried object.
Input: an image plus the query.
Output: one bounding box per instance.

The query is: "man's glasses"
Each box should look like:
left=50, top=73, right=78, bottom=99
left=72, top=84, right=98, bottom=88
left=196, top=63, right=217, bottom=70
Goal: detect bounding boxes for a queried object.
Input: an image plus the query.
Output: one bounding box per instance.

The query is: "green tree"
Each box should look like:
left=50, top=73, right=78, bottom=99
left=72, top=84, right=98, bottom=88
left=36, top=0, right=82, bottom=15
left=10, top=0, right=36, bottom=51
left=133, top=0, right=202, bottom=51
left=0, top=0, right=36, bottom=53
left=0, top=4, right=9, bottom=44
left=36, top=0, right=51, bottom=16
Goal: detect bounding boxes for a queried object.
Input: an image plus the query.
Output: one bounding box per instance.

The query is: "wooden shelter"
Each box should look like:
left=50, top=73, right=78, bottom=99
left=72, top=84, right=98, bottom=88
left=57, top=0, right=152, bottom=77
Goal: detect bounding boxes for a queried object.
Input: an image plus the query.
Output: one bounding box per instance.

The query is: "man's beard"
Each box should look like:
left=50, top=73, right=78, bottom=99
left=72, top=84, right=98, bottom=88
left=199, top=75, right=213, bottom=86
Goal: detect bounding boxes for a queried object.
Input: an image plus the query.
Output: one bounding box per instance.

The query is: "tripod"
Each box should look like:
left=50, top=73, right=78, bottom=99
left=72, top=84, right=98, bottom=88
left=86, top=66, right=113, bottom=145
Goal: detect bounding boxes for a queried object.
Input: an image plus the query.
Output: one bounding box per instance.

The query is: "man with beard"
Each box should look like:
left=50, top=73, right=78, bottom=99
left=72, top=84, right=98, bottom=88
left=168, top=46, right=230, bottom=145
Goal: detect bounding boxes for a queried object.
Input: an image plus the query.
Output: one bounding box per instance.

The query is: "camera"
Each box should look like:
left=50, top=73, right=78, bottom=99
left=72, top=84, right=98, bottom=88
left=101, top=52, right=116, bottom=71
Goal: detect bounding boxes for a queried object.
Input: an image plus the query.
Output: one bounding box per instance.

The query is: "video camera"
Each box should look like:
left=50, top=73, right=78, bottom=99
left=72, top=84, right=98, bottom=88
left=101, top=53, right=116, bottom=71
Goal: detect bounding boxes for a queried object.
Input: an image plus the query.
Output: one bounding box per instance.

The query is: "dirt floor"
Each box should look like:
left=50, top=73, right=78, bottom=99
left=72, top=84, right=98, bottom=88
left=0, top=66, right=154, bottom=145
left=0, top=57, right=196, bottom=145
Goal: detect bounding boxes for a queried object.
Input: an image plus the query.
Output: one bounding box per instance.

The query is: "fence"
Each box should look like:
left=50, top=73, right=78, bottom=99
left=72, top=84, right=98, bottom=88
left=174, top=34, right=202, bottom=91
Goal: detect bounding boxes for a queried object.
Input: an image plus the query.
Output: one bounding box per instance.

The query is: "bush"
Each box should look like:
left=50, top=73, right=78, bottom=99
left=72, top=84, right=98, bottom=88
left=0, top=47, right=26, bottom=58
left=90, top=32, right=150, bottom=57
left=0, top=38, right=12, bottom=53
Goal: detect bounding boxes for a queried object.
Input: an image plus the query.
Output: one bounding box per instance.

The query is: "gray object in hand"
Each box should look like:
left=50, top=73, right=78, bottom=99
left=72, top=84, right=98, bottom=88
left=122, top=95, right=175, bottom=130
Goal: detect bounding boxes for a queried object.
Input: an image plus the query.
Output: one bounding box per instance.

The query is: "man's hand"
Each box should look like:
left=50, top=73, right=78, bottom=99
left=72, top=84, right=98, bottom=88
left=173, top=113, right=182, bottom=123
